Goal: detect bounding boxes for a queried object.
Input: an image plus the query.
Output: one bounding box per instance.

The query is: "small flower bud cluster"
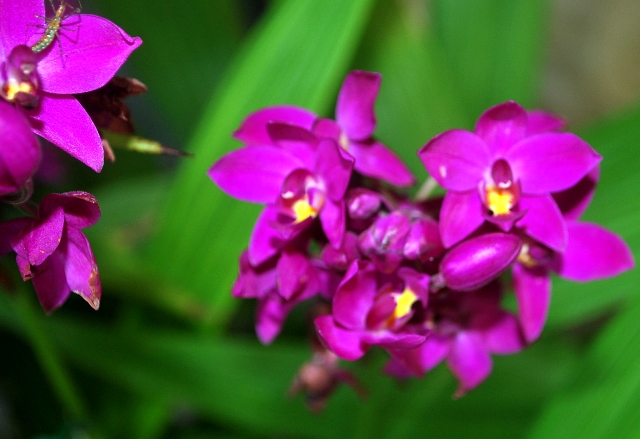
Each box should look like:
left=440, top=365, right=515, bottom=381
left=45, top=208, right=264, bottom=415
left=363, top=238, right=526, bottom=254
left=209, top=70, right=634, bottom=401
left=0, top=1, right=141, bottom=312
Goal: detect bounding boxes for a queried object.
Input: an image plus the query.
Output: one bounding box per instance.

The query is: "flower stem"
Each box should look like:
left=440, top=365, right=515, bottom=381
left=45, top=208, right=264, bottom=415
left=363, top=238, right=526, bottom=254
left=14, top=291, right=87, bottom=420
left=415, top=176, right=438, bottom=202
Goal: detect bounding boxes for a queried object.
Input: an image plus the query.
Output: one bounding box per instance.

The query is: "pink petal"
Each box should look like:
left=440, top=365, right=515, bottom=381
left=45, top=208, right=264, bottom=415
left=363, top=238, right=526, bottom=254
left=36, top=15, right=142, bottom=94
left=314, top=139, right=353, bottom=200
left=28, top=94, right=103, bottom=171
left=0, top=0, right=44, bottom=53
left=233, top=106, right=317, bottom=145
left=526, top=110, right=566, bottom=135
left=447, top=331, right=492, bottom=396
left=517, top=194, right=568, bottom=252
left=332, top=261, right=376, bottom=330
left=248, top=206, right=286, bottom=266
left=348, top=139, right=415, bottom=186
left=39, top=191, right=100, bottom=229
left=513, top=264, right=551, bottom=343
left=319, top=199, right=345, bottom=250
left=418, top=129, right=491, bottom=191
left=506, top=133, right=602, bottom=194
left=483, top=313, right=525, bottom=353
left=30, top=251, right=70, bottom=313
left=439, top=191, right=485, bottom=248
left=208, top=146, right=302, bottom=203
left=336, top=70, right=380, bottom=141
left=62, top=227, right=100, bottom=310
left=474, top=101, right=527, bottom=155
left=11, top=207, right=64, bottom=266
left=314, top=315, right=367, bottom=361
left=552, top=222, right=635, bottom=281
left=553, top=166, right=600, bottom=221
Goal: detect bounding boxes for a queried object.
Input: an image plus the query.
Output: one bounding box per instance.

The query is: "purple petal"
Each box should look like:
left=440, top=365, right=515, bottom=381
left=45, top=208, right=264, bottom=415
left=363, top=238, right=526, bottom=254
left=526, top=110, right=566, bottom=135
left=506, top=133, right=602, bottom=194
left=447, top=331, right=492, bottom=396
left=312, top=118, right=342, bottom=141
left=28, top=93, right=103, bottom=171
left=336, top=70, right=381, bottom=141
left=418, top=129, right=491, bottom=191
left=361, top=330, right=426, bottom=351
left=314, top=139, right=353, bottom=201
left=12, top=207, right=64, bottom=266
left=39, top=191, right=100, bottom=229
left=483, top=313, right=525, bottom=353
left=513, top=264, right=551, bottom=343
left=233, top=106, right=317, bottom=145
left=440, top=232, right=522, bottom=291
left=319, top=198, right=345, bottom=250
left=389, top=335, right=450, bottom=377
left=62, top=227, right=100, bottom=310
left=276, top=250, right=309, bottom=300
left=348, top=139, right=415, bottom=186
left=0, top=0, right=44, bottom=53
left=315, top=315, right=367, bottom=361
left=439, top=191, right=485, bottom=248
left=208, top=146, right=302, bottom=203
left=266, top=122, right=317, bottom=165
left=517, top=194, right=567, bottom=252
left=474, top=101, right=527, bottom=155
left=255, top=292, right=296, bottom=344
left=248, top=206, right=286, bottom=266
left=232, top=251, right=276, bottom=299
left=332, top=261, right=376, bottom=330
left=552, top=222, right=635, bottom=281
left=30, top=251, right=70, bottom=313
left=0, top=102, right=41, bottom=194
left=35, top=14, right=142, bottom=94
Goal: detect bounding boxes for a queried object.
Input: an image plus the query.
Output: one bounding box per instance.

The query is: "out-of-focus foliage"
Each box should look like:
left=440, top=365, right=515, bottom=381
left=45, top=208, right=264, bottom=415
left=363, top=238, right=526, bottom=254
left=1, top=0, right=639, bottom=438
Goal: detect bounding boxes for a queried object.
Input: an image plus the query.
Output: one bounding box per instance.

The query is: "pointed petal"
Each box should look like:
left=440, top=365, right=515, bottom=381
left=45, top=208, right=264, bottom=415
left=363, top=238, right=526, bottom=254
left=61, top=228, right=100, bottom=310
left=348, top=139, right=415, bottom=186
left=256, top=292, right=294, bottom=344
left=447, top=331, right=492, bottom=396
left=12, top=207, right=64, bottom=266
left=553, top=167, right=599, bottom=221
left=266, top=122, right=317, bottom=165
left=517, top=194, right=568, bottom=252
left=332, top=261, right=376, bottom=330
left=320, top=199, right=345, bottom=250
left=37, top=15, right=142, bottom=94
left=0, top=0, right=44, bottom=52
left=314, top=139, right=353, bottom=200
left=419, top=129, right=490, bottom=191
left=276, top=250, right=310, bottom=300
left=0, top=218, right=31, bottom=255
left=552, top=222, right=635, bottom=281
left=233, top=106, right=317, bottom=145
left=248, top=206, right=286, bottom=266
left=475, top=101, right=527, bottom=155
left=513, top=264, right=551, bottom=343
left=439, top=191, right=485, bottom=248
left=28, top=94, right=103, bottom=171
left=208, top=146, right=302, bottom=203
left=483, top=313, right=525, bottom=353
left=314, top=315, right=367, bottom=361
left=336, top=70, right=380, bottom=140
left=506, top=133, right=602, bottom=194
left=31, top=251, right=70, bottom=313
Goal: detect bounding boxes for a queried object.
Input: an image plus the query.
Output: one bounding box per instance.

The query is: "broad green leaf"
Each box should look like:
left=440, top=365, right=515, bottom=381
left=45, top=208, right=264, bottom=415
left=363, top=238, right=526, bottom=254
left=527, top=292, right=640, bottom=438
left=431, top=0, right=548, bottom=121
left=546, top=105, right=640, bottom=326
left=147, top=0, right=375, bottom=325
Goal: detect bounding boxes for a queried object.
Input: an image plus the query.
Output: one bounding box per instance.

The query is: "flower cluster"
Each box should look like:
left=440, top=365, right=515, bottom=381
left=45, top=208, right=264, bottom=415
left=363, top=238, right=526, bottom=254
left=0, top=0, right=141, bottom=312
left=209, top=71, right=634, bottom=402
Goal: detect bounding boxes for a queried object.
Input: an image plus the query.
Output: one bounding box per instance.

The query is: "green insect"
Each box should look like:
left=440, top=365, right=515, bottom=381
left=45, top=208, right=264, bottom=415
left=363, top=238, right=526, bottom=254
left=30, top=0, right=80, bottom=54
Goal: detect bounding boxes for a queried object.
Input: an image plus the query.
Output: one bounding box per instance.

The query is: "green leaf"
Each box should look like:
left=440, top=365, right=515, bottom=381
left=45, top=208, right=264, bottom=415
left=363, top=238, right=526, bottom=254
left=431, top=0, right=549, bottom=121
left=146, top=0, right=375, bottom=326
left=527, top=292, right=640, bottom=439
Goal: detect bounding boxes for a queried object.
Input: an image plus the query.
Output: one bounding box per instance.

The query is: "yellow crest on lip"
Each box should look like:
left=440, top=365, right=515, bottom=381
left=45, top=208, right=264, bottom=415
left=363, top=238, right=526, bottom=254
left=485, top=185, right=515, bottom=215
left=292, top=198, right=319, bottom=223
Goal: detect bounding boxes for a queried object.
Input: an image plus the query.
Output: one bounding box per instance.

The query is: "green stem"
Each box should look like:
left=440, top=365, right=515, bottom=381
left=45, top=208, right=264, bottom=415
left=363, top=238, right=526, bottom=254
left=14, top=292, right=87, bottom=420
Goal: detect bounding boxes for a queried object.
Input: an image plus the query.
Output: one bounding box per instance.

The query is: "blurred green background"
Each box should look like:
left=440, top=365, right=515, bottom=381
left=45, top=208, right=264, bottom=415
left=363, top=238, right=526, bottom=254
left=1, top=0, right=639, bottom=437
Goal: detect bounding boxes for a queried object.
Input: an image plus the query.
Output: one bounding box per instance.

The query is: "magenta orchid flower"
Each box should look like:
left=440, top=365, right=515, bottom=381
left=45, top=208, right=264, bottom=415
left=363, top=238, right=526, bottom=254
left=210, top=123, right=354, bottom=265
left=315, top=261, right=429, bottom=361
left=0, top=0, right=142, bottom=171
left=0, top=191, right=101, bottom=313
left=387, top=282, right=525, bottom=396
left=418, top=101, right=601, bottom=251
